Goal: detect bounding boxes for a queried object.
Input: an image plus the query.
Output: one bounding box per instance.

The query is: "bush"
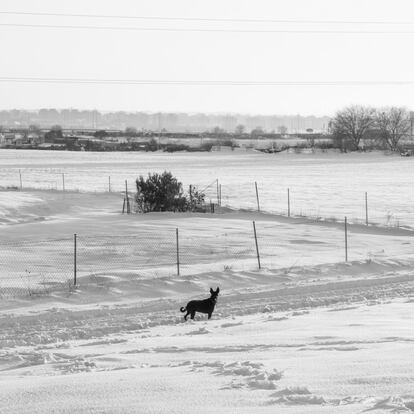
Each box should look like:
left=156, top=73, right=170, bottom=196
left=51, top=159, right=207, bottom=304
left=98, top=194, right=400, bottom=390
left=135, top=171, right=206, bottom=213
left=146, top=138, right=159, bottom=151
left=199, top=142, right=214, bottom=152
left=163, top=143, right=191, bottom=152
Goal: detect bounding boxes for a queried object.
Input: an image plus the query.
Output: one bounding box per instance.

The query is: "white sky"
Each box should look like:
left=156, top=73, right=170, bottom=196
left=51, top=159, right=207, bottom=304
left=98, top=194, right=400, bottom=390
left=1, top=0, right=414, bottom=116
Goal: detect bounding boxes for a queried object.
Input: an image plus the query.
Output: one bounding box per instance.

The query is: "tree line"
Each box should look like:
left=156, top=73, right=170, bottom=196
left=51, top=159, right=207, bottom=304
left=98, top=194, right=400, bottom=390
left=330, top=106, right=413, bottom=152
left=0, top=109, right=329, bottom=133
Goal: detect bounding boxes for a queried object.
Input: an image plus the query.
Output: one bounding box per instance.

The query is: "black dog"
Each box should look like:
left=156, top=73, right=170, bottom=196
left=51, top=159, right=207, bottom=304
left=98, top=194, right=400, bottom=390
left=180, top=287, right=220, bottom=320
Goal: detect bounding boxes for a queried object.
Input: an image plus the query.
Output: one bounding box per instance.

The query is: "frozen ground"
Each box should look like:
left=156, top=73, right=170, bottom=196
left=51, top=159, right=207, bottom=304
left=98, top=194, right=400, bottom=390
left=1, top=189, right=414, bottom=413
left=1, top=149, right=414, bottom=226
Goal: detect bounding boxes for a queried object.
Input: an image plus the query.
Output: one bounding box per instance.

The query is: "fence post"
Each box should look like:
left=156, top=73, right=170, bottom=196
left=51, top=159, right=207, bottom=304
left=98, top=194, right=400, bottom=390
left=344, top=216, right=348, bottom=262
left=109, top=176, right=111, bottom=192
left=219, top=184, right=222, bottom=206
left=125, top=180, right=131, bottom=214
left=252, top=221, right=261, bottom=269
left=365, top=192, right=368, bottom=226
left=216, top=179, right=219, bottom=205
left=255, top=181, right=260, bottom=212
left=19, top=169, right=22, bottom=190
left=74, top=233, right=77, bottom=286
left=287, top=188, right=290, bottom=217
left=176, top=228, right=180, bottom=276
left=62, top=173, right=65, bottom=192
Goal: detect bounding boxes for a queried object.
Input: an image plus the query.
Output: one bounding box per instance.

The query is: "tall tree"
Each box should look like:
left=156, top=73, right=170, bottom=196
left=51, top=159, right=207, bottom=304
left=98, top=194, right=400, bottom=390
left=235, top=124, right=245, bottom=135
left=331, top=105, right=375, bottom=150
left=277, top=125, right=288, bottom=135
left=376, top=107, right=411, bottom=151
left=251, top=126, right=265, bottom=137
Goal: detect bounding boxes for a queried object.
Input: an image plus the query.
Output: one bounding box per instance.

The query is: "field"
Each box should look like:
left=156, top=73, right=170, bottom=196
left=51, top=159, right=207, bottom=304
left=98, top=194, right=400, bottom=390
left=0, top=149, right=414, bottom=413
left=1, top=149, right=414, bottom=227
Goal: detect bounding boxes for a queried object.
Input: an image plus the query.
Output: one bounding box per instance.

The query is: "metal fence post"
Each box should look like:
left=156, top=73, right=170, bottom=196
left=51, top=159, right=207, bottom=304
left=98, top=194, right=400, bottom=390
left=344, top=216, right=348, bottom=262
left=219, top=184, right=222, bottom=206
left=74, top=233, right=77, bottom=286
left=176, top=228, right=180, bottom=276
left=287, top=188, right=290, bottom=217
left=125, top=180, right=131, bottom=214
left=252, top=221, right=261, bottom=269
left=19, top=169, right=22, bottom=190
left=62, top=173, right=65, bottom=192
left=255, top=181, right=260, bottom=212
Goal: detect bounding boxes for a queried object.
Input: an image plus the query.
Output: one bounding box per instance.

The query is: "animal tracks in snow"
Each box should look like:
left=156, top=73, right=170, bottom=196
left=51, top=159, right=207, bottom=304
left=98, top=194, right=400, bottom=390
left=178, top=359, right=414, bottom=411
left=186, top=360, right=283, bottom=391
left=181, top=359, right=331, bottom=406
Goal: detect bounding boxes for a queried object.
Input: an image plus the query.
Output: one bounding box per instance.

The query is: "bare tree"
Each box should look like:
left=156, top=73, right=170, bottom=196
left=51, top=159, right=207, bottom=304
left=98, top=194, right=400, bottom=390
left=331, top=105, right=375, bottom=150
left=277, top=125, right=288, bottom=135
left=376, top=107, right=411, bottom=151
left=251, top=126, right=265, bottom=137
left=235, top=124, right=245, bottom=135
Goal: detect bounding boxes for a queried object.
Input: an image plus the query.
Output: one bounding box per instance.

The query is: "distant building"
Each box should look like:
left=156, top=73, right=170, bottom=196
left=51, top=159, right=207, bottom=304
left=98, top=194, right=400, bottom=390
left=2, top=133, right=16, bottom=145
left=104, top=136, right=128, bottom=144
left=27, top=133, right=44, bottom=145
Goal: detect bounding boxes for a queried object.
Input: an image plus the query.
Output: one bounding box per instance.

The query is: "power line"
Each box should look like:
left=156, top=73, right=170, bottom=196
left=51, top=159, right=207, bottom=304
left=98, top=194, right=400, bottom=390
left=1, top=77, right=414, bottom=86
left=1, top=11, right=413, bottom=26
left=1, top=22, right=414, bottom=34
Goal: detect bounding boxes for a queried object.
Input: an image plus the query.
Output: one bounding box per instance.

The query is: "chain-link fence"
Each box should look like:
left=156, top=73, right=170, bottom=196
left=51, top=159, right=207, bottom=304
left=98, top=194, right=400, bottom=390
left=0, top=238, right=74, bottom=297
left=3, top=217, right=410, bottom=298
left=2, top=168, right=414, bottom=228
left=0, top=223, right=284, bottom=298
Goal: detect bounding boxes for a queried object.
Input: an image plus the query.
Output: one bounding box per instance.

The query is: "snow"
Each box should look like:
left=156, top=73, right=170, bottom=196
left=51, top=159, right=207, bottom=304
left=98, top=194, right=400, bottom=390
left=1, top=298, right=413, bottom=413
left=1, top=151, right=414, bottom=413
left=1, top=149, right=414, bottom=227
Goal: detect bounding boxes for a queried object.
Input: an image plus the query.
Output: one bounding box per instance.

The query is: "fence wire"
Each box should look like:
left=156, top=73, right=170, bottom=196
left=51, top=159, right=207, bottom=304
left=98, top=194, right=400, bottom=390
left=1, top=169, right=414, bottom=228
left=3, top=216, right=403, bottom=298
left=0, top=238, right=73, bottom=297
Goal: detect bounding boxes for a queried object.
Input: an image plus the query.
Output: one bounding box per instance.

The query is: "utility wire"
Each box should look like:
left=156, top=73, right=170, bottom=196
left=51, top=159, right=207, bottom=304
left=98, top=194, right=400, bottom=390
left=1, top=77, right=414, bottom=86
left=0, top=11, right=413, bottom=26
left=1, top=22, right=414, bottom=34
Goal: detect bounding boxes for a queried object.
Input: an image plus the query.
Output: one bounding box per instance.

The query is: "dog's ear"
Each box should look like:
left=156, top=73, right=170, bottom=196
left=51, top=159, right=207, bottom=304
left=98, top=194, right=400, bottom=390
left=216, top=287, right=220, bottom=293
left=210, top=288, right=214, bottom=294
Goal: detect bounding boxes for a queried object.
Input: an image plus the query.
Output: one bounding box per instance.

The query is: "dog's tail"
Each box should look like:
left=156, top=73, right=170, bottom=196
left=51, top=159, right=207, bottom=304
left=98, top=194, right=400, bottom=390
left=180, top=307, right=186, bottom=313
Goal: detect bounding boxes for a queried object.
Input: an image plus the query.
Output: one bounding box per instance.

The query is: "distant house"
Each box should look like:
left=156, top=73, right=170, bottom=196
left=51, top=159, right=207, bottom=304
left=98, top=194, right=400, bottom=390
left=27, top=133, right=44, bottom=145
left=104, top=136, right=128, bottom=144
left=211, top=144, right=238, bottom=152
left=3, top=133, right=16, bottom=145
left=13, top=134, right=25, bottom=146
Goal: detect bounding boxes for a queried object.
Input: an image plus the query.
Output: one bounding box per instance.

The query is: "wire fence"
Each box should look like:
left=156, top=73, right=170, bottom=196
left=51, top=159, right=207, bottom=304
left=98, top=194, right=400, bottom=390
left=1, top=169, right=414, bottom=228
left=0, top=238, right=74, bottom=297
left=0, top=225, right=264, bottom=298
left=2, top=218, right=412, bottom=298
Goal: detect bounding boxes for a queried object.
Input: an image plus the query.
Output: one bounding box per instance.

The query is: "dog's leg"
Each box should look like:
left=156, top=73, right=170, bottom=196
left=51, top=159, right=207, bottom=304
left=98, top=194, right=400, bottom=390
left=184, top=312, right=190, bottom=321
left=208, top=313, right=212, bottom=319
left=190, top=311, right=196, bottom=320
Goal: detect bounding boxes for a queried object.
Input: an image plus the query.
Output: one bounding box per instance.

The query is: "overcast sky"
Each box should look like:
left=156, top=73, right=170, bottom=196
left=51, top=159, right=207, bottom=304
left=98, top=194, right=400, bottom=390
left=1, top=0, right=414, bottom=116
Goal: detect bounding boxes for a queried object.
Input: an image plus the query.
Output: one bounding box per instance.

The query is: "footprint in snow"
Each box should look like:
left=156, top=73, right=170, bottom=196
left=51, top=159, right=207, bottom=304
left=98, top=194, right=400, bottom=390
left=185, top=327, right=211, bottom=335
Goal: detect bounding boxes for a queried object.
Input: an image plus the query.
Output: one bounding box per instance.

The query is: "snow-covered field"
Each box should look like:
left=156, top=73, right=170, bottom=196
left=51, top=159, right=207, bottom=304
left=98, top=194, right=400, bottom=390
left=1, top=151, right=414, bottom=413
left=1, top=149, right=414, bottom=226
